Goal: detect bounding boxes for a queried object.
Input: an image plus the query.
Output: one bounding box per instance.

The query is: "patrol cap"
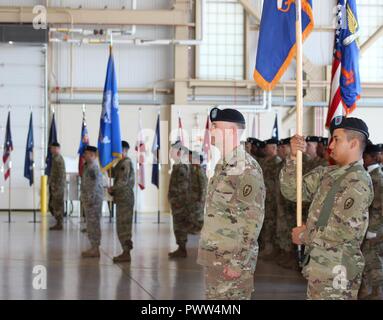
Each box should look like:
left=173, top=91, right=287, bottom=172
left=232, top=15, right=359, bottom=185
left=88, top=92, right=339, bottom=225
left=305, top=136, right=321, bottom=143
left=329, top=116, right=369, bottom=139
left=265, top=138, right=278, bottom=145
left=364, top=143, right=382, bottom=154
left=85, top=145, right=98, bottom=153
left=50, top=142, right=60, bottom=147
left=122, top=140, right=130, bottom=149
left=210, top=107, right=245, bottom=125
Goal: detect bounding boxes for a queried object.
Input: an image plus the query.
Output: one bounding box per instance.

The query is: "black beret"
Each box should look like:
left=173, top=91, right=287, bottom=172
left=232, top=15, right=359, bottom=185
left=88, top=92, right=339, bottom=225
left=122, top=140, right=130, bottom=149
left=329, top=116, right=369, bottom=138
left=278, top=138, right=291, bottom=146
left=85, top=145, right=98, bottom=153
left=365, top=143, right=382, bottom=154
left=50, top=142, right=60, bottom=147
left=318, top=137, right=329, bottom=146
left=210, top=107, right=245, bottom=125
left=305, top=136, right=321, bottom=142
left=248, top=138, right=265, bottom=148
left=265, top=138, right=278, bottom=145
left=377, top=143, right=383, bottom=150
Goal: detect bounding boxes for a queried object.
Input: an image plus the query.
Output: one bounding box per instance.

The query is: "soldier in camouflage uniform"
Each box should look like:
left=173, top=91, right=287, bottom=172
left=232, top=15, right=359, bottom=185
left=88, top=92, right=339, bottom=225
left=189, top=151, right=208, bottom=234
left=197, top=107, right=265, bottom=300
left=259, top=138, right=281, bottom=259
left=81, top=146, right=104, bottom=258
left=275, top=138, right=299, bottom=269
left=48, top=142, right=66, bottom=231
left=281, top=116, right=373, bottom=300
left=108, top=141, right=135, bottom=263
left=168, top=141, right=192, bottom=258
left=359, top=143, right=383, bottom=300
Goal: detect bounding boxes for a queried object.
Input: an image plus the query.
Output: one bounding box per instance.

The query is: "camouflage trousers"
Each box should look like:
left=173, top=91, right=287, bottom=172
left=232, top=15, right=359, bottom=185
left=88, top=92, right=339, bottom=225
left=171, top=204, right=204, bottom=246
left=259, top=200, right=277, bottom=249
left=205, top=266, right=254, bottom=300
left=49, top=192, right=64, bottom=224
left=275, top=201, right=296, bottom=253
left=84, top=200, right=102, bottom=248
left=361, top=239, right=383, bottom=288
left=116, top=202, right=134, bottom=251
left=304, top=246, right=364, bottom=300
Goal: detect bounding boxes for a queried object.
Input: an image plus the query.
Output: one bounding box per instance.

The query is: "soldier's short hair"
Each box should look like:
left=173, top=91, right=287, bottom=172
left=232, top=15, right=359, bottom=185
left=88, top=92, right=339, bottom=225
left=345, top=130, right=367, bottom=152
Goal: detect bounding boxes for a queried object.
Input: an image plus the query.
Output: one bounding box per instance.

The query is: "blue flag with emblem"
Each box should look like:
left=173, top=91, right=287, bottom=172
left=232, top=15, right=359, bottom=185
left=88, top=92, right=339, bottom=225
left=151, top=114, right=160, bottom=188
left=45, top=113, right=58, bottom=176
left=24, top=113, right=34, bottom=186
left=98, top=48, right=122, bottom=171
left=254, top=0, right=314, bottom=91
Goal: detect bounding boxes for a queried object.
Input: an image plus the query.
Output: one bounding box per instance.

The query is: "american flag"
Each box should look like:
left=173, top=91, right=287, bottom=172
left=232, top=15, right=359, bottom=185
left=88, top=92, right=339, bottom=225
left=3, top=111, right=13, bottom=181
left=326, top=0, right=361, bottom=128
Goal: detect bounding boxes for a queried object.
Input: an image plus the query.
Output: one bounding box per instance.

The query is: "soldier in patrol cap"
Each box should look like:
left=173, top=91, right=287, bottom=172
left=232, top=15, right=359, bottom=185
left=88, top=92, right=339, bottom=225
left=359, top=142, right=383, bottom=299
left=48, top=142, right=66, bottom=231
left=81, top=145, right=104, bottom=258
left=280, top=116, right=373, bottom=299
left=197, top=107, right=265, bottom=300
left=108, top=140, right=135, bottom=263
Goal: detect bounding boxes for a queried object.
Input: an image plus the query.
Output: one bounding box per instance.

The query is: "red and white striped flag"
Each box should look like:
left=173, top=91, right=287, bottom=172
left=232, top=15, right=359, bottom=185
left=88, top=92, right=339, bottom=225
left=202, top=114, right=211, bottom=160
left=135, top=110, right=146, bottom=190
left=3, top=111, right=13, bottom=180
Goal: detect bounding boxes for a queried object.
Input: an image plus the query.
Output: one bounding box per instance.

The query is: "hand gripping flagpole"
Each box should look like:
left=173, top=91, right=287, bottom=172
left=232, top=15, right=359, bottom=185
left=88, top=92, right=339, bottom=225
left=295, top=0, right=304, bottom=265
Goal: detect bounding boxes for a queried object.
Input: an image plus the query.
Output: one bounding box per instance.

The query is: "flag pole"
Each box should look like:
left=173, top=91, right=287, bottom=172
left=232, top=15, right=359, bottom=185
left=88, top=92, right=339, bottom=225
left=32, top=162, right=37, bottom=223
left=157, top=107, right=161, bottom=224
left=7, top=106, right=11, bottom=223
left=135, top=156, right=139, bottom=224
left=295, top=0, right=304, bottom=264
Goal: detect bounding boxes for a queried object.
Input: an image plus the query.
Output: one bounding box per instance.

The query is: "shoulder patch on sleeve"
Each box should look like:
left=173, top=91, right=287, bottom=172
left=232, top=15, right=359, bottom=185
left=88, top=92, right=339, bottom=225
left=344, top=197, right=354, bottom=210
left=237, top=174, right=257, bottom=203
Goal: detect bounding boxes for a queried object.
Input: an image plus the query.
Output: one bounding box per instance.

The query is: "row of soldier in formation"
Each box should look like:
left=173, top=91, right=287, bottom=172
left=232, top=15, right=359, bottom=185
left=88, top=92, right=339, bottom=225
left=46, top=107, right=383, bottom=300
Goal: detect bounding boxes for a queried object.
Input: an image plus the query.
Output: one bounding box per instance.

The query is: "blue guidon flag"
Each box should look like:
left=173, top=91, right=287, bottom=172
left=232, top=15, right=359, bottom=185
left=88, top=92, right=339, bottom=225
left=24, top=112, right=34, bottom=186
left=254, top=0, right=314, bottom=91
left=98, top=48, right=122, bottom=171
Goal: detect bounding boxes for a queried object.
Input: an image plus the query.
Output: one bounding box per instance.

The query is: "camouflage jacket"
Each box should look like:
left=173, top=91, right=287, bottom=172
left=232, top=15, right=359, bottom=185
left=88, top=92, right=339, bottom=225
left=48, top=154, right=66, bottom=195
left=367, top=165, right=383, bottom=237
left=80, top=160, right=104, bottom=205
left=197, top=145, right=266, bottom=273
left=190, top=164, right=208, bottom=204
left=111, top=157, right=135, bottom=203
left=280, top=159, right=373, bottom=258
left=168, top=163, right=191, bottom=207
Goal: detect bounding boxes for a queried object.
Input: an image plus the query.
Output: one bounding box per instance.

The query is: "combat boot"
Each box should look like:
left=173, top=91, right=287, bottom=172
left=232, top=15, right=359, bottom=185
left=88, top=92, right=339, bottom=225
left=49, top=223, right=63, bottom=231
left=168, top=246, right=187, bottom=258
left=81, top=247, right=100, bottom=258
left=358, top=282, right=370, bottom=300
left=366, top=286, right=383, bottom=300
left=113, top=250, right=131, bottom=263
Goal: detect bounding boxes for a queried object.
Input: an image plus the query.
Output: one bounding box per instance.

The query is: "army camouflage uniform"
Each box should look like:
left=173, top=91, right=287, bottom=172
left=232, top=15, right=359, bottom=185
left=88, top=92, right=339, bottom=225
left=275, top=159, right=296, bottom=256
left=81, top=161, right=104, bottom=248
left=189, top=164, right=208, bottom=234
left=361, top=164, right=383, bottom=292
left=111, top=157, right=135, bottom=251
left=259, top=155, right=282, bottom=253
left=48, top=154, right=66, bottom=225
left=168, top=163, right=192, bottom=247
left=280, top=159, right=373, bottom=300
left=197, top=145, right=266, bottom=300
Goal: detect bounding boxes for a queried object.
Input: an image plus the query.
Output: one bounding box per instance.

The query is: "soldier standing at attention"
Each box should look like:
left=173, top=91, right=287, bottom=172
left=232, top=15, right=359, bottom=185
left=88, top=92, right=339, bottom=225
left=108, top=141, right=135, bottom=263
left=81, top=146, right=104, bottom=258
left=188, top=151, right=208, bottom=234
left=280, top=116, right=373, bottom=300
left=49, top=142, right=66, bottom=231
left=197, top=107, right=265, bottom=300
left=168, top=141, right=191, bottom=258
left=359, top=143, right=383, bottom=300
left=259, top=138, right=281, bottom=259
